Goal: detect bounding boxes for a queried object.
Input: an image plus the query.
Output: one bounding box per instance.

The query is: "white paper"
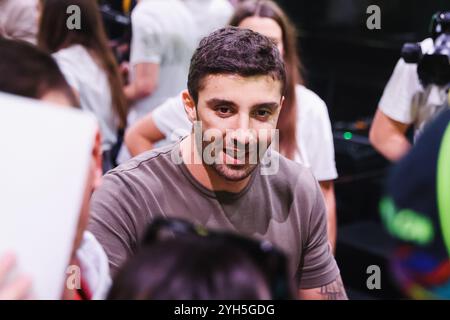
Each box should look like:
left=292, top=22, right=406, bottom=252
left=0, top=93, right=97, bottom=299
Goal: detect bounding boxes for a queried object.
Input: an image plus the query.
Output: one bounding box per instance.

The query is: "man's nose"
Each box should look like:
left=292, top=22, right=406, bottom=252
left=228, top=128, right=257, bottom=149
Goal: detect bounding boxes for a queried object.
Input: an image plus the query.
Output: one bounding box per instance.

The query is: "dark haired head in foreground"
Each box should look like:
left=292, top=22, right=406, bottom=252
left=0, top=37, right=78, bottom=107
left=108, top=236, right=275, bottom=300
left=109, top=218, right=294, bottom=300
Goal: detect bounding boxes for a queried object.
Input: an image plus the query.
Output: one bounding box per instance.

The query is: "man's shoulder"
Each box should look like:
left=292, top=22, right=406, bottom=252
left=92, top=143, right=180, bottom=207
left=108, top=143, right=176, bottom=176
left=101, top=144, right=178, bottom=195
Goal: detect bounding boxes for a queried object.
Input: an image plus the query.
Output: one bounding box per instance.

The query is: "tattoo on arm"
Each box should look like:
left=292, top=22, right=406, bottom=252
left=318, top=275, right=348, bottom=300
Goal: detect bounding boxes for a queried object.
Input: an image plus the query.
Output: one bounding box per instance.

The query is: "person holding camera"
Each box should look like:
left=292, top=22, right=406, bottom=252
left=370, top=11, right=450, bottom=162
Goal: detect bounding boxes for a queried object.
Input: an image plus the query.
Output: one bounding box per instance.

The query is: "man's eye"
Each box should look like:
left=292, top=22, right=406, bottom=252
left=255, top=109, right=272, bottom=118
left=216, top=106, right=233, bottom=116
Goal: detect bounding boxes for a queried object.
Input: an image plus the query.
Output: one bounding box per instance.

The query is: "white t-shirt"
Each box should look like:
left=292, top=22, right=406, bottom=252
left=152, top=85, right=338, bottom=181
left=183, top=0, right=234, bottom=41
left=0, top=0, right=38, bottom=44
left=127, top=0, right=199, bottom=125
left=293, top=85, right=338, bottom=181
left=379, top=38, right=449, bottom=139
left=76, top=231, right=111, bottom=300
left=53, top=45, right=118, bottom=151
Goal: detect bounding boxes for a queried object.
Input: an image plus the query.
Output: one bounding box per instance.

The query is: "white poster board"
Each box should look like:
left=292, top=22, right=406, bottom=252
left=0, top=93, right=97, bottom=299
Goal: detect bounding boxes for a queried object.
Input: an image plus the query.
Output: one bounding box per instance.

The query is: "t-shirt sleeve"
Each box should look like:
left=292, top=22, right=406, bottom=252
left=306, top=100, right=338, bottom=181
left=297, top=180, right=340, bottom=289
left=88, top=172, right=146, bottom=276
left=129, top=8, right=165, bottom=65
left=152, top=93, right=192, bottom=141
left=378, top=58, right=422, bottom=124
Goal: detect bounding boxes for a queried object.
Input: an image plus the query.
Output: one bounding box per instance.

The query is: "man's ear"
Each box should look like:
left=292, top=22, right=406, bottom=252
left=280, top=96, right=285, bottom=110
left=92, top=130, right=102, bottom=189
left=182, top=90, right=197, bottom=123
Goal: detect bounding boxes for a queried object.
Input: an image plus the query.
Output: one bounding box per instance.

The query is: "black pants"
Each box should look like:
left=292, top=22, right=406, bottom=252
left=102, top=128, right=125, bottom=174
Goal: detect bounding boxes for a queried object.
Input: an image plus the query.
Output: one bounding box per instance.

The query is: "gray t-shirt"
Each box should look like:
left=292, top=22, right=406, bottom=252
left=88, top=142, right=339, bottom=289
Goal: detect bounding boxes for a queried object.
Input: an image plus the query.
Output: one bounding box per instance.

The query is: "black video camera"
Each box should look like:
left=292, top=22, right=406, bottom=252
left=401, top=11, right=450, bottom=87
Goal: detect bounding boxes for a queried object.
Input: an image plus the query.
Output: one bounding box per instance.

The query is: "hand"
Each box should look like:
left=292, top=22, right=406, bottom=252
left=0, top=252, right=32, bottom=300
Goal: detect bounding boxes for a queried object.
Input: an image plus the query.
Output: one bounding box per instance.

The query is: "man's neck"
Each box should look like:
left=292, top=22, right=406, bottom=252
left=180, top=135, right=251, bottom=193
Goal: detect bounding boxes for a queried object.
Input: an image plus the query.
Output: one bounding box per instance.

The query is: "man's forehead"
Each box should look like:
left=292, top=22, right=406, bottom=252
left=199, top=74, right=283, bottom=103
left=202, top=73, right=282, bottom=87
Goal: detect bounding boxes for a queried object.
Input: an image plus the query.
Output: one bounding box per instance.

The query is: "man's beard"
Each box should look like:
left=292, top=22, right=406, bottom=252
left=211, top=161, right=258, bottom=182
left=193, top=119, right=274, bottom=182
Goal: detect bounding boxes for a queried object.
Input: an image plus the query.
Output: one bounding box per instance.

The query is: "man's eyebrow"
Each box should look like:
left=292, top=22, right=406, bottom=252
left=205, top=99, right=280, bottom=110
left=251, top=102, right=280, bottom=111
left=205, top=98, right=238, bottom=108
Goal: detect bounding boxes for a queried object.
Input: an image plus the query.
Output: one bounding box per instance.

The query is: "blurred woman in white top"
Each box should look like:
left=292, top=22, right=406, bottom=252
left=37, top=0, right=128, bottom=172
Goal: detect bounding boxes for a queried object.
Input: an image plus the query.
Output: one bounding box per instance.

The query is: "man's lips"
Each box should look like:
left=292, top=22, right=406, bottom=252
left=222, top=148, right=256, bottom=166
left=224, top=148, right=249, bottom=158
